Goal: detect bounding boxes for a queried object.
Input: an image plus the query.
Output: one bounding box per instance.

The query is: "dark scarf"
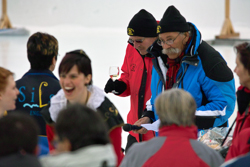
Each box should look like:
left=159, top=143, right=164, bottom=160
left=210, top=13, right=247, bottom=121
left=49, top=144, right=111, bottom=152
left=166, top=53, right=184, bottom=89
left=165, top=35, right=192, bottom=89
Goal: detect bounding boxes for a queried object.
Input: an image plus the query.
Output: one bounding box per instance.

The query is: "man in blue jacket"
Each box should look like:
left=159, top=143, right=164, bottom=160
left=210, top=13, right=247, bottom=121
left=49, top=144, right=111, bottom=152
left=134, top=5, right=236, bottom=133
left=9, top=32, right=61, bottom=155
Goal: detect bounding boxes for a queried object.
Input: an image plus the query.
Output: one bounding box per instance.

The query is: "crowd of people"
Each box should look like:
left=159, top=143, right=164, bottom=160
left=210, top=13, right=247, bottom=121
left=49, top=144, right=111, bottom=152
left=0, top=4, right=249, bottom=167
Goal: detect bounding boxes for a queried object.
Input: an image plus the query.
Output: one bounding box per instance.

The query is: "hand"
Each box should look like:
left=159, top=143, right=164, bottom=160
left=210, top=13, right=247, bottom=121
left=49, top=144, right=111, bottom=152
left=104, top=78, right=127, bottom=95
left=132, top=117, right=150, bottom=134
left=104, top=78, right=115, bottom=93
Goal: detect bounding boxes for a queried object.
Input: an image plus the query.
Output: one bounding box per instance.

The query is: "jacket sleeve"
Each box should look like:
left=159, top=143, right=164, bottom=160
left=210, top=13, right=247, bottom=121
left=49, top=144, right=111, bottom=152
left=46, top=124, right=55, bottom=151
left=118, top=44, right=132, bottom=97
left=109, top=127, right=124, bottom=166
left=195, top=67, right=235, bottom=127
left=143, top=97, right=156, bottom=122
left=225, top=128, right=250, bottom=161
left=197, top=42, right=236, bottom=127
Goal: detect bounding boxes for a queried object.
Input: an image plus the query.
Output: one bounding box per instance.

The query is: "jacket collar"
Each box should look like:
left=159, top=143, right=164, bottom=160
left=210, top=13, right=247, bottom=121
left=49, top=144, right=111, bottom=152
left=159, top=124, right=198, bottom=139
left=23, top=69, right=58, bottom=80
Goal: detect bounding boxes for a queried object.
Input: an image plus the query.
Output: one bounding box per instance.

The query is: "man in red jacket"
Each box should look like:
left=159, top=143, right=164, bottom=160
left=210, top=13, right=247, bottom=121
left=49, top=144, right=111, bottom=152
left=120, top=89, right=224, bottom=167
left=104, top=9, right=158, bottom=152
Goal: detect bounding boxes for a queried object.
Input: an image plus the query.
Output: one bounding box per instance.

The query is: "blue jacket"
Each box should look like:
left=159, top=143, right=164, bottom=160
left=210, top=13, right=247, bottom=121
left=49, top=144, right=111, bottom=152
left=146, top=23, right=236, bottom=129
left=220, top=153, right=250, bottom=167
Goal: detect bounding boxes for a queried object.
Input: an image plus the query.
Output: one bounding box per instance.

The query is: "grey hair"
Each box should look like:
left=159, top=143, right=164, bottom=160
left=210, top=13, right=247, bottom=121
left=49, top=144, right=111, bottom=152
left=155, top=89, right=196, bottom=127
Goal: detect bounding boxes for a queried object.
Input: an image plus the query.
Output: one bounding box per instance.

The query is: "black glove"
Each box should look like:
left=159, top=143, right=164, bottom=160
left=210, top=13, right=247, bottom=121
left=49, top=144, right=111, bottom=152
left=104, top=78, right=127, bottom=95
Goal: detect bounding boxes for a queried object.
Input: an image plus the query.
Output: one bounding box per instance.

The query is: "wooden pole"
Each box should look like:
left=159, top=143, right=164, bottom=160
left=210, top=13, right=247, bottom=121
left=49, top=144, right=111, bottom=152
left=0, top=0, right=12, bottom=29
left=216, top=0, right=239, bottom=39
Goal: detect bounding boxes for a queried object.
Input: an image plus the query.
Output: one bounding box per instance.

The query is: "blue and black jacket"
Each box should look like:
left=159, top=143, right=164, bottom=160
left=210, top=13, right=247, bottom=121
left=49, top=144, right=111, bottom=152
left=146, top=23, right=236, bottom=129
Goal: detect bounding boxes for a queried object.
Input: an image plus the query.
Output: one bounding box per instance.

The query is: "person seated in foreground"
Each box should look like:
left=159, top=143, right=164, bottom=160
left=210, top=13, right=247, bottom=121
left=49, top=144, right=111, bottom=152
left=120, top=89, right=224, bottom=167
left=0, top=113, right=42, bottom=167
left=40, top=104, right=116, bottom=167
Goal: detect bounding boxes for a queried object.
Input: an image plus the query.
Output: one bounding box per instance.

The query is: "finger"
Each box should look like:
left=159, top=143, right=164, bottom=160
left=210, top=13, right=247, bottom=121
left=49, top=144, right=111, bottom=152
left=132, top=130, right=138, bottom=134
left=136, top=128, right=146, bottom=134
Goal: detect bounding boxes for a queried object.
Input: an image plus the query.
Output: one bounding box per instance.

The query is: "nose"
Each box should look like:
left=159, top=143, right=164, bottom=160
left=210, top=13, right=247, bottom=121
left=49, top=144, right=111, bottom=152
left=233, top=67, right=236, bottom=73
left=162, top=43, right=171, bottom=49
left=62, top=76, right=71, bottom=85
left=133, top=42, right=141, bottom=49
left=16, top=88, right=19, bottom=95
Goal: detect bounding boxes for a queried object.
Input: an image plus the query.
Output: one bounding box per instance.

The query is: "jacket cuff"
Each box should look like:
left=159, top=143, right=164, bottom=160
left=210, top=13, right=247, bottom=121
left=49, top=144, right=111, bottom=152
left=141, top=110, right=155, bottom=123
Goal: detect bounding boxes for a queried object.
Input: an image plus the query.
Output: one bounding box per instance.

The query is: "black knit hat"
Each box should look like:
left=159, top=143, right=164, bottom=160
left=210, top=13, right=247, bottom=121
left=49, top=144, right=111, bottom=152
left=127, top=9, right=157, bottom=37
left=157, top=5, right=190, bottom=34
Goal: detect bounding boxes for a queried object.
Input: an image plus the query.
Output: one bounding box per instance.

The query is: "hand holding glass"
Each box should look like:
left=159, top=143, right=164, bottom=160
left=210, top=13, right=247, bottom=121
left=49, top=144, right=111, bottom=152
left=109, top=66, right=120, bottom=81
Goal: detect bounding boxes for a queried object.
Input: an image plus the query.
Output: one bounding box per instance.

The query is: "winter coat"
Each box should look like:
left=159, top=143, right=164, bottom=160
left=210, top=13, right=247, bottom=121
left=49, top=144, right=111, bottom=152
left=0, top=153, right=42, bottom=167
left=146, top=23, right=236, bottom=130
left=221, top=152, right=250, bottom=167
left=40, top=144, right=116, bottom=167
left=118, top=44, right=155, bottom=141
left=41, top=85, right=124, bottom=165
left=226, top=86, right=250, bottom=161
left=10, top=69, right=61, bottom=156
left=120, top=125, right=224, bottom=167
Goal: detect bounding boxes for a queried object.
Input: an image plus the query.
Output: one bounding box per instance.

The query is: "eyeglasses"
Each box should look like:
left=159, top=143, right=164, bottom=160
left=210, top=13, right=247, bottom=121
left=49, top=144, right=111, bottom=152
left=128, top=37, right=145, bottom=44
left=157, top=32, right=181, bottom=46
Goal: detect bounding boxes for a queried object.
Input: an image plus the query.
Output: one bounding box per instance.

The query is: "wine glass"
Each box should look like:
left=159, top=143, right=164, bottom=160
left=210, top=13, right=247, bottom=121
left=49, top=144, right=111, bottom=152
left=109, top=66, right=120, bottom=81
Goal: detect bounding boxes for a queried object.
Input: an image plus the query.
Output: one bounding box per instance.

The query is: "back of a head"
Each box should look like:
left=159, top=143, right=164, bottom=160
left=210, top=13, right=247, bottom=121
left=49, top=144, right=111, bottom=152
left=58, top=49, right=92, bottom=85
left=155, top=89, right=196, bottom=127
left=235, top=42, right=250, bottom=74
left=55, top=104, right=109, bottom=151
left=0, top=113, right=39, bottom=156
left=0, top=67, right=13, bottom=92
left=127, top=9, right=158, bottom=37
left=27, top=32, right=58, bottom=70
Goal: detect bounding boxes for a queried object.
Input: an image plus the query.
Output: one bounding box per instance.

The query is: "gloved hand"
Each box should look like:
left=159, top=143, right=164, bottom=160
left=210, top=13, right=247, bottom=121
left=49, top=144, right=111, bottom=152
left=104, top=78, right=127, bottom=95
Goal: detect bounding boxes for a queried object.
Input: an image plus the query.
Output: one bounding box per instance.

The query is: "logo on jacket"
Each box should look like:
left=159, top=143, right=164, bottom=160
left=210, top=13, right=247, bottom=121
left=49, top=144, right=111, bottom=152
left=130, top=64, right=136, bottom=72
left=19, top=81, right=52, bottom=108
left=127, top=28, right=134, bottom=36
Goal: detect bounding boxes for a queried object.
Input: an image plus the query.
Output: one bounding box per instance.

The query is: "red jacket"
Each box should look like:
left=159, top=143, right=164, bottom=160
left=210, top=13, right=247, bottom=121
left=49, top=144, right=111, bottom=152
left=226, top=86, right=250, bottom=161
left=120, top=125, right=224, bottom=167
left=119, top=44, right=154, bottom=142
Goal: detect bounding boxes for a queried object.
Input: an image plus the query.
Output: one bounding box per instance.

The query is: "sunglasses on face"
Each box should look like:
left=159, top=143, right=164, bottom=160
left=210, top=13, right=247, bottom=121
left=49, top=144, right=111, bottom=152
left=128, top=37, right=145, bottom=44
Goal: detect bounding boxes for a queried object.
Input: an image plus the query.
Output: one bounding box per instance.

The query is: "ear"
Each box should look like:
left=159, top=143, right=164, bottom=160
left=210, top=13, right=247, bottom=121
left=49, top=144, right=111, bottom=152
left=85, top=74, right=92, bottom=85
left=184, top=32, right=190, bottom=42
left=49, top=56, right=57, bottom=71
left=34, top=145, right=40, bottom=156
left=64, top=138, right=72, bottom=151
left=52, top=56, right=57, bottom=66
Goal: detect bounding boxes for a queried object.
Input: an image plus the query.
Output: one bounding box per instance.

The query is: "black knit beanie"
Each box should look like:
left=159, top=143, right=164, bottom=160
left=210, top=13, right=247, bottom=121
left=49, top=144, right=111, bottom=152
left=127, top=9, right=157, bottom=37
left=157, top=5, right=190, bottom=34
